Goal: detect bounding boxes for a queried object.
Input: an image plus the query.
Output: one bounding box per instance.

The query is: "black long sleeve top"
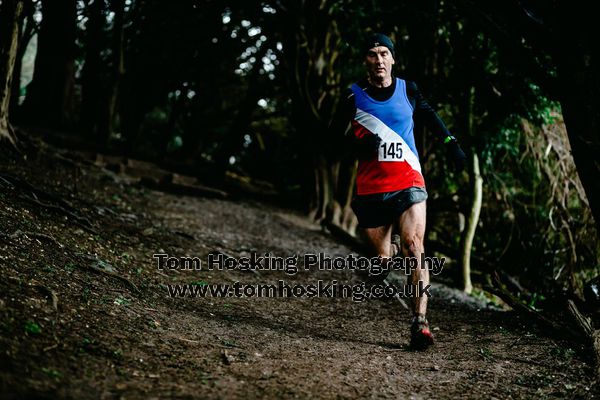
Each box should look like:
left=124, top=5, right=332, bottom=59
left=330, top=77, right=455, bottom=144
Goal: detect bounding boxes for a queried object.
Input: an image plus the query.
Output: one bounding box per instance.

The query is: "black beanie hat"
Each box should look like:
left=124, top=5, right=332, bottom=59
left=364, top=33, right=395, bottom=59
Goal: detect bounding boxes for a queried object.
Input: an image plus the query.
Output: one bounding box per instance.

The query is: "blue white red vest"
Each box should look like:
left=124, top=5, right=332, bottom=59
left=351, top=78, right=425, bottom=195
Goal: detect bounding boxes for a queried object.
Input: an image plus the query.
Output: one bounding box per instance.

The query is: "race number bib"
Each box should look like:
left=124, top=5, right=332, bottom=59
left=378, top=140, right=404, bottom=162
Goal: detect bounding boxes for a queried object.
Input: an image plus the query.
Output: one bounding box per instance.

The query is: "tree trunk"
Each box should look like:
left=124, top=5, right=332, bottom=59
left=545, top=3, right=600, bottom=232
left=9, top=0, right=35, bottom=120
left=100, top=0, right=125, bottom=150
left=81, top=0, right=106, bottom=142
left=21, top=0, right=77, bottom=130
left=81, top=0, right=125, bottom=151
left=328, top=157, right=358, bottom=233
left=276, top=5, right=349, bottom=228
left=460, top=86, right=481, bottom=294
left=461, top=152, right=482, bottom=294
left=555, top=58, right=600, bottom=233
left=310, top=155, right=332, bottom=223
left=0, top=0, right=24, bottom=145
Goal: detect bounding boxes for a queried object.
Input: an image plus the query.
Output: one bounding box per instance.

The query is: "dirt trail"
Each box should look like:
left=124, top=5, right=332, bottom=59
left=0, top=146, right=597, bottom=399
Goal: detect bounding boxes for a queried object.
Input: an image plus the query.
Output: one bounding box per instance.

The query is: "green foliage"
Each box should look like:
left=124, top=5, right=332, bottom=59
left=24, top=321, right=41, bottom=334
left=114, top=296, right=131, bottom=306
left=41, top=367, right=62, bottom=381
left=112, top=349, right=124, bottom=360
left=527, top=292, right=546, bottom=310
left=479, top=347, right=494, bottom=362
left=550, top=345, right=575, bottom=362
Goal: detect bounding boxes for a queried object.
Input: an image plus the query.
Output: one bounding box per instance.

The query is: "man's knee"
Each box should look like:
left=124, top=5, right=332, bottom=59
left=401, top=230, right=424, bottom=255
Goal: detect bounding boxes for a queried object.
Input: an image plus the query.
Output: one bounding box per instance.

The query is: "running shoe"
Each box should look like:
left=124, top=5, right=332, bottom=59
left=410, top=314, right=434, bottom=350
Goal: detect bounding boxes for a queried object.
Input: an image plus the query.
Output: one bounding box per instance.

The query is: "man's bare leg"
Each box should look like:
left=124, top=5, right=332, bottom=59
left=363, top=224, right=393, bottom=258
left=399, top=201, right=433, bottom=349
left=361, top=225, right=392, bottom=281
left=399, top=201, right=427, bottom=315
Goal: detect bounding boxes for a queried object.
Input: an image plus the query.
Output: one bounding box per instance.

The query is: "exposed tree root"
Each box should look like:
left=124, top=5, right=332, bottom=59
left=75, top=253, right=141, bottom=295
left=484, top=272, right=579, bottom=341
left=0, top=172, right=97, bottom=233
left=10, top=229, right=64, bottom=248
left=485, top=271, right=600, bottom=379
left=566, top=300, right=600, bottom=379
left=18, top=194, right=96, bottom=234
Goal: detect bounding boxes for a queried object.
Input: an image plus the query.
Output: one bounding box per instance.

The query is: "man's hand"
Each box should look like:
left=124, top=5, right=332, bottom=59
left=354, top=133, right=382, bottom=160
left=447, top=140, right=467, bottom=172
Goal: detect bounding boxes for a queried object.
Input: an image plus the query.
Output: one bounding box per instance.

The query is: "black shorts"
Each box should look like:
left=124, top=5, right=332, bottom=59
left=351, top=187, right=428, bottom=228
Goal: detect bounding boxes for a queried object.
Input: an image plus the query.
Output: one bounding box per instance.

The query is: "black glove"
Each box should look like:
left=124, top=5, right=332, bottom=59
left=353, top=133, right=382, bottom=160
left=447, top=140, right=467, bottom=172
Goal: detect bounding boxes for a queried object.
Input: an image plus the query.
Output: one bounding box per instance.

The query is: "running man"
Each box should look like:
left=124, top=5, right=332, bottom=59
left=330, top=33, right=466, bottom=349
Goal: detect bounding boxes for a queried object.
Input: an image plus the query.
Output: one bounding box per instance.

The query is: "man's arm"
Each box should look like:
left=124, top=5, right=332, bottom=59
left=329, top=89, right=380, bottom=160
left=406, top=81, right=466, bottom=171
left=329, top=89, right=356, bottom=140
left=406, top=81, right=453, bottom=141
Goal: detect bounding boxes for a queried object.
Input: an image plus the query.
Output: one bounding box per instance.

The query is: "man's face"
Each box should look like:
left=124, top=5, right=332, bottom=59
left=365, top=46, right=395, bottom=81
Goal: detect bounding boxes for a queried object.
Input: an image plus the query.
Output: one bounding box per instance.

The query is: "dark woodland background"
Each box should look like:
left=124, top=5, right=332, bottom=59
left=1, top=0, right=599, bottom=301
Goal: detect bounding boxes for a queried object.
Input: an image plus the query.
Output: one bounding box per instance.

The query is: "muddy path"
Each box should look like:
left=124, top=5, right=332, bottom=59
left=0, top=144, right=597, bottom=399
